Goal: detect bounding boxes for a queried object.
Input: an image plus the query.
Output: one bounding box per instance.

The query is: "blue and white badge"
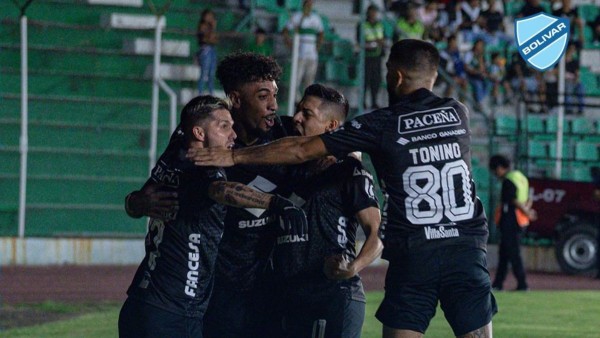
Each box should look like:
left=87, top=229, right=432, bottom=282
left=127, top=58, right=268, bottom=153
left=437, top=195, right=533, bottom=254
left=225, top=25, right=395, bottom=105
left=515, top=13, right=570, bottom=72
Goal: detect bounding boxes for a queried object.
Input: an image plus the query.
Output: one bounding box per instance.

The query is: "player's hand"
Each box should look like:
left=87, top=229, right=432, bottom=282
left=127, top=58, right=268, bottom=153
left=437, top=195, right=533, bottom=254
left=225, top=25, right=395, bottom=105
left=126, top=183, right=178, bottom=220
left=186, top=147, right=235, bottom=167
left=323, top=254, right=356, bottom=280
left=269, top=195, right=308, bottom=238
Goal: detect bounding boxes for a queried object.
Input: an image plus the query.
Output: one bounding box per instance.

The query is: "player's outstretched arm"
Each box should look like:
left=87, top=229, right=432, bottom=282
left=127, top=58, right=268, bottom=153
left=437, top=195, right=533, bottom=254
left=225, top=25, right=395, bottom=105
left=323, top=207, right=383, bottom=280
left=208, top=182, right=307, bottom=236
left=125, top=182, right=178, bottom=220
left=186, top=136, right=329, bottom=167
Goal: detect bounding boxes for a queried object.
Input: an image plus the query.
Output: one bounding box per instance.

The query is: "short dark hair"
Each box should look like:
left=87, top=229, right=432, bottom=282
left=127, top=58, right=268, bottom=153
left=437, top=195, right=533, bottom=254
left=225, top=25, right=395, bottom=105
left=180, top=95, right=231, bottom=140
left=216, top=52, right=282, bottom=94
left=303, top=83, right=349, bottom=120
left=489, top=154, right=511, bottom=171
left=389, top=39, right=440, bottom=75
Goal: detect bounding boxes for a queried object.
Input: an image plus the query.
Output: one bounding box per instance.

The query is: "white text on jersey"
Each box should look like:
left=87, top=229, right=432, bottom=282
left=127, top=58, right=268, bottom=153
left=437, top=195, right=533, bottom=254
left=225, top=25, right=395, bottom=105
left=424, top=225, right=459, bottom=240
left=185, top=233, right=202, bottom=297
left=409, top=142, right=461, bottom=165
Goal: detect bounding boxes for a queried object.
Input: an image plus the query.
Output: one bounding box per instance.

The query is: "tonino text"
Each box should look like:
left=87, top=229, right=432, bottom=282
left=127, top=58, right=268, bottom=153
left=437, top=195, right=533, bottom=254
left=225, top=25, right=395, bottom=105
left=408, top=142, right=461, bottom=165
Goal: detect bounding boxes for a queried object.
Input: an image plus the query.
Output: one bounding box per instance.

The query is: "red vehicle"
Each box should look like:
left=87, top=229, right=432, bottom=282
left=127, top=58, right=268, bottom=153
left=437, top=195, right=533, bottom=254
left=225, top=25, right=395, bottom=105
left=527, top=178, right=600, bottom=274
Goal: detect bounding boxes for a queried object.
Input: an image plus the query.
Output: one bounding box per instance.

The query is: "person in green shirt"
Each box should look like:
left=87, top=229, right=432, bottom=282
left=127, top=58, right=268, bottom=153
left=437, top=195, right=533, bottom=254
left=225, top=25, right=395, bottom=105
left=247, top=27, right=272, bottom=56
left=489, top=154, right=537, bottom=291
left=358, top=5, right=385, bottom=109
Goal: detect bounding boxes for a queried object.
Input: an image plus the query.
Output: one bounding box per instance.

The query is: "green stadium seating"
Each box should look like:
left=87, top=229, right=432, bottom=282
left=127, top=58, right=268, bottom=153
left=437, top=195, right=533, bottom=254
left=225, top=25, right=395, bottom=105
left=580, top=67, right=600, bottom=96
left=575, top=142, right=599, bottom=161
left=549, top=141, right=571, bottom=159
left=528, top=140, right=548, bottom=158
left=325, top=59, right=357, bottom=86
left=494, top=115, right=517, bottom=135
left=571, top=117, right=594, bottom=134
left=0, top=0, right=221, bottom=236
left=525, top=115, right=545, bottom=133
left=546, top=116, right=572, bottom=134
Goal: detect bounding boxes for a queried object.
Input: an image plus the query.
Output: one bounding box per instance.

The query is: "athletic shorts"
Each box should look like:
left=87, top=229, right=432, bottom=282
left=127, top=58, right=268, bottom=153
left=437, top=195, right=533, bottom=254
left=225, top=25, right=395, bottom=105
left=118, top=297, right=203, bottom=338
left=375, top=234, right=498, bottom=336
left=283, top=289, right=365, bottom=338
left=203, top=282, right=282, bottom=338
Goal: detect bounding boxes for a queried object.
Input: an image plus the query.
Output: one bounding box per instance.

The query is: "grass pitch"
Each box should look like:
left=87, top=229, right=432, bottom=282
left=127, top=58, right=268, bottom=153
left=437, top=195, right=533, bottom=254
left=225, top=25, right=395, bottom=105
left=1, top=291, right=599, bottom=337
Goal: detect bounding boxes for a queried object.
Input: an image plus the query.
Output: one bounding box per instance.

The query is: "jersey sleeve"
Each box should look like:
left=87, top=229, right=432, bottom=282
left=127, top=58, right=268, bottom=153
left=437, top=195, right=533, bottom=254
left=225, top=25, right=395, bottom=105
left=343, top=159, right=380, bottom=214
left=319, top=113, right=381, bottom=159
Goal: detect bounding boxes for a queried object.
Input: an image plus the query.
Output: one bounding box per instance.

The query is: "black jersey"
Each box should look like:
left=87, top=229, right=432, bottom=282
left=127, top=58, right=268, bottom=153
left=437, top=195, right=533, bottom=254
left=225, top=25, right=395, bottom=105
left=213, top=116, right=296, bottom=291
left=274, top=157, right=379, bottom=302
left=320, top=89, right=487, bottom=239
left=126, top=136, right=227, bottom=318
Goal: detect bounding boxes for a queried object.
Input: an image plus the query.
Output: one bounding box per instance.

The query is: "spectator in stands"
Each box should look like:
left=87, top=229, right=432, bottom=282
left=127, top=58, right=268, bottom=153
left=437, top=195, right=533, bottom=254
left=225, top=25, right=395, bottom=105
left=506, top=52, right=546, bottom=112
left=417, top=1, right=440, bottom=40
left=439, top=34, right=469, bottom=99
left=283, top=0, right=324, bottom=99
left=544, top=65, right=559, bottom=111
left=358, top=4, right=385, bottom=109
left=489, top=154, right=537, bottom=292
left=247, top=27, right=272, bottom=56
left=459, top=0, right=483, bottom=42
left=479, top=0, right=511, bottom=46
left=564, top=41, right=585, bottom=115
left=552, top=0, right=585, bottom=45
left=464, top=39, right=490, bottom=108
left=434, top=1, right=463, bottom=39
left=394, top=4, right=425, bottom=41
left=489, top=52, right=512, bottom=105
left=196, top=9, right=219, bottom=95
left=517, top=0, right=547, bottom=18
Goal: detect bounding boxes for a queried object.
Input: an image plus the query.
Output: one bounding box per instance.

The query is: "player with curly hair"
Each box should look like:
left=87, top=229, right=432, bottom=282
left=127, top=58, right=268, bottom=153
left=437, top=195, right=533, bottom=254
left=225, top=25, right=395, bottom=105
left=125, top=52, right=298, bottom=337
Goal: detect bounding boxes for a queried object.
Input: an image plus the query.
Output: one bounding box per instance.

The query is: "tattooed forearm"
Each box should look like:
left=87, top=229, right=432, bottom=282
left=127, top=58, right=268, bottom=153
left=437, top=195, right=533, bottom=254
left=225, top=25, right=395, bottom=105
left=209, top=182, right=271, bottom=208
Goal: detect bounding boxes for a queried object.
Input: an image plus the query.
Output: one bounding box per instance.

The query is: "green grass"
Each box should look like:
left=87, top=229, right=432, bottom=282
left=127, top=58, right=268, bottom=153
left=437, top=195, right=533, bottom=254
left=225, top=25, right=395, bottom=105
left=2, top=291, right=600, bottom=337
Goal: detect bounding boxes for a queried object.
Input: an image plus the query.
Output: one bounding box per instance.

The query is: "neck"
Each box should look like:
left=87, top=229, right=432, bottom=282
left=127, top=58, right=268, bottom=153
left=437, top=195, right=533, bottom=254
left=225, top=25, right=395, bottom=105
left=188, top=140, right=205, bottom=149
left=233, top=125, right=259, bottom=147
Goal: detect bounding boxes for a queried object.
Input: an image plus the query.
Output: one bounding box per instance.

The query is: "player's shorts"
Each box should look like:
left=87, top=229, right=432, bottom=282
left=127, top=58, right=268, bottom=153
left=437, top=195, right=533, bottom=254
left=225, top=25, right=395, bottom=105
left=118, top=297, right=203, bottom=338
left=203, top=282, right=282, bottom=338
left=283, top=287, right=365, bottom=338
left=375, top=234, right=498, bottom=336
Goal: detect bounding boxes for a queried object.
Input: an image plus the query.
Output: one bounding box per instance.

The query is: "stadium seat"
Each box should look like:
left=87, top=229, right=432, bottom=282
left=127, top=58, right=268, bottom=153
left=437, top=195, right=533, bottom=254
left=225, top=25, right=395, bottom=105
left=572, top=166, right=592, bottom=182
left=325, top=59, right=357, bottom=86
left=546, top=116, right=572, bottom=134
left=571, top=117, right=594, bottom=134
left=575, top=142, right=599, bottom=161
left=549, top=141, right=571, bottom=159
left=494, top=115, right=517, bottom=135
left=525, top=115, right=546, bottom=133
left=528, top=140, right=548, bottom=158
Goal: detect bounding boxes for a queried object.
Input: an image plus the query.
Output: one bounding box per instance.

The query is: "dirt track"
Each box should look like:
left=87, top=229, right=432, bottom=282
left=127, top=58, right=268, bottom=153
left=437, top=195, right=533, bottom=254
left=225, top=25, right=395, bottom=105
left=1, top=265, right=599, bottom=305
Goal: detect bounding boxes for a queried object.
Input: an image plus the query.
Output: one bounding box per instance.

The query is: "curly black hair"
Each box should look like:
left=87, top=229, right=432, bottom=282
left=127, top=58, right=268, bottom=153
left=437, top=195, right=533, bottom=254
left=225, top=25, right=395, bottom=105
left=216, top=51, right=282, bottom=94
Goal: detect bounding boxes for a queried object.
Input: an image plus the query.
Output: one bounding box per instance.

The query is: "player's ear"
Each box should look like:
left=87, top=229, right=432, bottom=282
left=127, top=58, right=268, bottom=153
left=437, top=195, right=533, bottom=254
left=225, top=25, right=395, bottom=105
left=192, top=125, right=205, bottom=142
left=228, top=91, right=241, bottom=110
left=326, top=119, right=339, bottom=132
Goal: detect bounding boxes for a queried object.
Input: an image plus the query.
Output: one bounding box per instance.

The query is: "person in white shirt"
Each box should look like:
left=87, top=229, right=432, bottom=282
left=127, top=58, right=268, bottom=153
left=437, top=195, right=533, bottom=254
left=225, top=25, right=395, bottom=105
left=283, top=0, right=324, bottom=99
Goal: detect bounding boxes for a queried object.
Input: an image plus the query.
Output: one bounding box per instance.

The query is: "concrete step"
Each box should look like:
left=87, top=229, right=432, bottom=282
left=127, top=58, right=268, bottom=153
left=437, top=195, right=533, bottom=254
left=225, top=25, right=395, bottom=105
left=145, top=63, right=200, bottom=81
left=101, top=13, right=165, bottom=30
left=123, top=38, right=190, bottom=57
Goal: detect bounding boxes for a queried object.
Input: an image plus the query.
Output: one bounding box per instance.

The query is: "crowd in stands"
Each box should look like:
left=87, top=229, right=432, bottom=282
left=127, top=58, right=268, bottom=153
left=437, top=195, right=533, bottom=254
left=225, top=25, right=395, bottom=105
left=382, top=0, right=598, bottom=113
left=199, top=0, right=600, bottom=114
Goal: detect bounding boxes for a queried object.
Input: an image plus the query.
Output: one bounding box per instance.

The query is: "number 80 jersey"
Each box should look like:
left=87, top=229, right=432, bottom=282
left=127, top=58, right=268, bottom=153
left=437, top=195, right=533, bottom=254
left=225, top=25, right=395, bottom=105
left=319, top=89, right=487, bottom=238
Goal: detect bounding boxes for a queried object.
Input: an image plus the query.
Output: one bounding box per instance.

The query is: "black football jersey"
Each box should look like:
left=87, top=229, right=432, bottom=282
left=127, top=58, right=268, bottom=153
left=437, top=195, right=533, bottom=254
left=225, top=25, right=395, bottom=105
left=320, top=89, right=487, bottom=239
left=212, top=116, right=296, bottom=290
left=274, top=157, right=379, bottom=302
left=127, top=136, right=227, bottom=318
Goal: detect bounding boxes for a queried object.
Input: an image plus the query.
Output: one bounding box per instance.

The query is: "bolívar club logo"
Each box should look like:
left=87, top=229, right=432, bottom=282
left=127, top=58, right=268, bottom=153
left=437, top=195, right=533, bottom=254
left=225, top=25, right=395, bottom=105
left=515, top=13, right=570, bottom=72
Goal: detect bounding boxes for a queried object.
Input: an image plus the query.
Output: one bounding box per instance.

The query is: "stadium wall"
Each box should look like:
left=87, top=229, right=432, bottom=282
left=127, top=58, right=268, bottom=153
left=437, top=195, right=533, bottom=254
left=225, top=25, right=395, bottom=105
left=0, top=238, right=561, bottom=273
